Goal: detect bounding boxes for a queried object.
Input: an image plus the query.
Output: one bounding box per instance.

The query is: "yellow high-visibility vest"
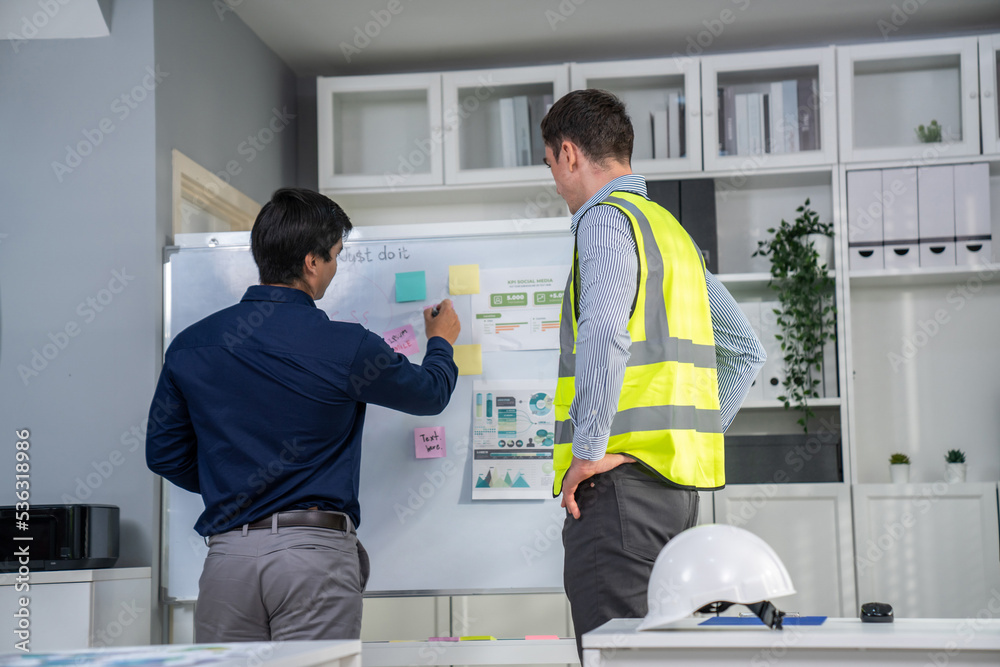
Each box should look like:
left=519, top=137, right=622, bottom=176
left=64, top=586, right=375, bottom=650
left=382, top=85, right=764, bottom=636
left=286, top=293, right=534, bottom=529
left=552, top=191, right=724, bottom=495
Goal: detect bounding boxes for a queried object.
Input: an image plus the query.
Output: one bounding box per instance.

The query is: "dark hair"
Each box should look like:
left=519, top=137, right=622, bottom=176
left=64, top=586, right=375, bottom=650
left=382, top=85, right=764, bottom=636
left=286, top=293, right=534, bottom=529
left=250, top=188, right=352, bottom=285
left=541, top=89, right=633, bottom=166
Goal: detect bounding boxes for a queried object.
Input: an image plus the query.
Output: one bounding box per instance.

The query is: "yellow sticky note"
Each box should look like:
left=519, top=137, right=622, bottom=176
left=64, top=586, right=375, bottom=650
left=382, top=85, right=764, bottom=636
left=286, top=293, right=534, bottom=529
left=453, top=344, right=482, bottom=376
left=459, top=636, right=496, bottom=641
left=449, top=264, right=481, bottom=295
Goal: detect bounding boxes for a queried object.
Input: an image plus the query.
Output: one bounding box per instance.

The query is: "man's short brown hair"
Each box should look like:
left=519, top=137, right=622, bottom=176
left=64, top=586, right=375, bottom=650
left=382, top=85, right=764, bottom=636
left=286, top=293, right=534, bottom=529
left=541, top=89, right=633, bottom=166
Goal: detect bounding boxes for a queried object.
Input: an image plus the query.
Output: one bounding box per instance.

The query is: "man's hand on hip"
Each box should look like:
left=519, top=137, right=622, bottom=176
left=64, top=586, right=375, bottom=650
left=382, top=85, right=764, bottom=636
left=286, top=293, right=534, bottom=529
left=561, top=453, right=635, bottom=519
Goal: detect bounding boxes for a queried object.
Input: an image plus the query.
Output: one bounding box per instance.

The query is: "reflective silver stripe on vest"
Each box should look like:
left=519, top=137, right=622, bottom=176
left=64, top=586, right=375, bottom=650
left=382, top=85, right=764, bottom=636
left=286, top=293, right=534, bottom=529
left=604, top=195, right=668, bottom=340
left=557, top=194, right=715, bottom=378
left=555, top=404, right=722, bottom=445
left=558, top=270, right=576, bottom=379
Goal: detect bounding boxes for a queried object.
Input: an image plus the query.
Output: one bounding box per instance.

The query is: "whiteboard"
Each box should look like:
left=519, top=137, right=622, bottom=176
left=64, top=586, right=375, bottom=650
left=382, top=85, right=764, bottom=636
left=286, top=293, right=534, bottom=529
left=161, top=219, right=576, bottom=600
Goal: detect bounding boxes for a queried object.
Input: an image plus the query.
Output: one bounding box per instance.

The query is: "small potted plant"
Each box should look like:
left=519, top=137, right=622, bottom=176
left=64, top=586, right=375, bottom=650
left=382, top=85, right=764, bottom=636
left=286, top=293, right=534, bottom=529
left=944, top=449, right=966, bottom=483
left=889, top=453, right=911, bottom=484
left=915, top=120, right=942, bottom=143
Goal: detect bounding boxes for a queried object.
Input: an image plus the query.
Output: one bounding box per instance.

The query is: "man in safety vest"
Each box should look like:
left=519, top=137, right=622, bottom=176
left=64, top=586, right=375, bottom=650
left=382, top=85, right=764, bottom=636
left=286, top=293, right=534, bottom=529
left=540, top=89, right=766, bottom=655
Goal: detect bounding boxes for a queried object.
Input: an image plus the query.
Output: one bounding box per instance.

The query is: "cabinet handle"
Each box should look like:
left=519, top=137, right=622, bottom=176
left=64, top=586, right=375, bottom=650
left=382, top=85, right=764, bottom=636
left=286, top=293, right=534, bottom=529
left=985, top=90, right=994, bottom=99
left=967, top=244, right=983, bottom=252
left=930, top=246, right=946, bottom=254
left=970, top=91, right=978, bottom=99
left=704, top=109, right=714, bottom=117
left=893, top=248, right=909, bottom=256
left=859, top=250, right=874, bottom=258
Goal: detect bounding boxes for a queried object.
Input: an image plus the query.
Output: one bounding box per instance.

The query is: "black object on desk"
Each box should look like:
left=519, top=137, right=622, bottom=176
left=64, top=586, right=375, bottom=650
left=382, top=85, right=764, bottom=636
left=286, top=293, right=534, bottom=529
left=860, top=602, right=894, bottom=623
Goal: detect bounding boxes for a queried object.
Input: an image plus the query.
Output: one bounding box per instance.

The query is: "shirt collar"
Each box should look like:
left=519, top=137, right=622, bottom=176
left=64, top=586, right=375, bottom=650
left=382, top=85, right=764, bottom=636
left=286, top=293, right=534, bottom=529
left=241, top=285, right=316, bottom=308
left=570, top=174, right=649, bottom=234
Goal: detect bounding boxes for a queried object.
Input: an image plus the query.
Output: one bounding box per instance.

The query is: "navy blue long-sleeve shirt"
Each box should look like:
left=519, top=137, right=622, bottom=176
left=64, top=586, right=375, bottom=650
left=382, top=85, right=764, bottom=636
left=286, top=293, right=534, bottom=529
left=146, top=285, right=458, bottom=536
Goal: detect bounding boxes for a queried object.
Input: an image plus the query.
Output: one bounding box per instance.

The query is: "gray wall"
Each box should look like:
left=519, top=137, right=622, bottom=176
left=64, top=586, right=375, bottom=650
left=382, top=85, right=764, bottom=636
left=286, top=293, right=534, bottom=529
left=154, top=0, right=298, bottom=241
left=0, top=0, right=297, bottom=576
left=0, top=0, right=158, bottom=567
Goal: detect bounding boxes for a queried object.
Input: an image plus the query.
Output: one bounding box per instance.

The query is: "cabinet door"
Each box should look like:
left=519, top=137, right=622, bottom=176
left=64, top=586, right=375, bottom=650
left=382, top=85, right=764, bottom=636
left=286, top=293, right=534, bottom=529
left=715, top=483, right=856, bottom=617
left=0, top=582, right=91, bottom=651
left=318, top=72, right=443, bottom=190
left=442, top=65, right=569, bottom=185
left=853, top=483, right=1000, bottom=618
left=980, top=34, right=1000, bottom=156
left=701, top=46, right=837, bottom=171
left=570, top=57, right=702, bottom=175
left=838, top=36, right=980, bottom=163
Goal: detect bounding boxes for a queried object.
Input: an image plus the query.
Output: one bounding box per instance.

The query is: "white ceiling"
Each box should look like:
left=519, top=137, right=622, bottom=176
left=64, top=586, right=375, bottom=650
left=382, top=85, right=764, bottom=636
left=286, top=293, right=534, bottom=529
left=232, top=0, right=1000, bottom=77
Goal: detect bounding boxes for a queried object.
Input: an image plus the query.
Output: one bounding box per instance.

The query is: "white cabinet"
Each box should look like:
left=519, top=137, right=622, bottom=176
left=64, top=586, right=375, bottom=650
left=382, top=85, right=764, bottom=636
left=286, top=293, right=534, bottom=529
left=701, top=46, right=837, bottom=171
left=318, top=72, right=443, bottom=191
left=837, top=36, right=980, bottom=163
left=853, top=483, right=1000, bottom=618
left=980, top=34, right=1000, bottom=156
left=570, top=57, right=702, bottom=175
left=442, top=65, right=569, bottom=185
left=0, top=567, right=151, bottom=652
left=714, top=483, right=856, bottom=617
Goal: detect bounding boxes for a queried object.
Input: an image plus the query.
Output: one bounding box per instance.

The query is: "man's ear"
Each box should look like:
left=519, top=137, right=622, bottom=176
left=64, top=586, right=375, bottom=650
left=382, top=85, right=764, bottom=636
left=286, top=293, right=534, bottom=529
left=562, top=140, right=579, bottom=171
left=302, top=252, right=320, bottom=278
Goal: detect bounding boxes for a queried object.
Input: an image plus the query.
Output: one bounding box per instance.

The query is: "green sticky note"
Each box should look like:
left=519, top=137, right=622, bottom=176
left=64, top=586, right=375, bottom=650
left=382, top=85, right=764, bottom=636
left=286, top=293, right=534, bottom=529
left=395, top=271, right=426, bottom=303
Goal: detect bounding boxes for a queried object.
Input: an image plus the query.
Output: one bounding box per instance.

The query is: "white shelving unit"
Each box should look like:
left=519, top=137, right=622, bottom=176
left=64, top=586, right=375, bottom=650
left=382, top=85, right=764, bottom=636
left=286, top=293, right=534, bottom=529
left=570, top=57, right=702, bottom=175
left=980, top=34, right=1000, bottom=157
left=301, top=34, right=1000, bottom=637
left=317, top=72, right=443, bottom=191
left=837, top=36, right=980, bottom=163
left=700, top=46, right=837, bottom=172
left=442, top=65, right=569, bottom=186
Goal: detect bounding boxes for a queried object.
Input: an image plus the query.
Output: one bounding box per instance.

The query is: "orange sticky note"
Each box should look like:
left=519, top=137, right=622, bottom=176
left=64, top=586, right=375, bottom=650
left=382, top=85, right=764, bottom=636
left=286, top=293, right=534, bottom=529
left=453, top=344, right=482, bottom=376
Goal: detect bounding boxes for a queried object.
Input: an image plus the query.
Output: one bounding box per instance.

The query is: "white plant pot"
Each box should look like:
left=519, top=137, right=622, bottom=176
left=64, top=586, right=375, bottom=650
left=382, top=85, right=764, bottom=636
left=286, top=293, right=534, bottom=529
left=944, top=462, right=966, bottom=483
left=890, top=463, right=910, bottom=484
left=806, top=233, right=834, bottom=268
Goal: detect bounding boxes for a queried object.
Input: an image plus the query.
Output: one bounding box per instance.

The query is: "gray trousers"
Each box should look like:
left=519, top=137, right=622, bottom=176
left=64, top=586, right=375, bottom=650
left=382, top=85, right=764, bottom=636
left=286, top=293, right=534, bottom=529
left=194, top=520, right=370, bottom=642
left=562, top=463, right=700, bottom=657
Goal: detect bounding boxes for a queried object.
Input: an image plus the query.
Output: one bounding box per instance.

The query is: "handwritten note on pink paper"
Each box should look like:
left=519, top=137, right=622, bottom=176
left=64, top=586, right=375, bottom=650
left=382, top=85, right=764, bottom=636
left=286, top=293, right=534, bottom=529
left=415, top=427, right=446, bottom=459
left=383, top=324, right=418, bottom=356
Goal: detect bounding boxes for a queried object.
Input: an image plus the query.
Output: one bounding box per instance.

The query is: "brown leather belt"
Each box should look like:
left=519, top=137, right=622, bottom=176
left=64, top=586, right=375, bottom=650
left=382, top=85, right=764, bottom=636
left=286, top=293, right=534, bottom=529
left=245, top=510, right=349, bottom=532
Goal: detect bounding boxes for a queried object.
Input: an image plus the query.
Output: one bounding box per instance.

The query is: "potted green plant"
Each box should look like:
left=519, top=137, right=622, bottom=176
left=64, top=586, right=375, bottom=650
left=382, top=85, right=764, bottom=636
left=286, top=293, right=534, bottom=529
left=944, top=449, right=966, bottom=483
left=752, top=199, right=836, bottom=432
left=915, top=120, right=942, bottom=143
left=890, top=453, right=911, bottom=483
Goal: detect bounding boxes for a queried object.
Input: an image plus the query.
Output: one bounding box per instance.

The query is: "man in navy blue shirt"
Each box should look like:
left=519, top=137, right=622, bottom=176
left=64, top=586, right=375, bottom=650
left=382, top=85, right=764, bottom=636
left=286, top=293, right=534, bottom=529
left=146, top=188, right=460, bottom=642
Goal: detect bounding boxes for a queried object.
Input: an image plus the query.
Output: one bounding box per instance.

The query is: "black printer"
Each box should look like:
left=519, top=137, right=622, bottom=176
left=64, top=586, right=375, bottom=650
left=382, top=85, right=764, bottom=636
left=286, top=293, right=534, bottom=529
left=0, top=504, right=119, bottom=571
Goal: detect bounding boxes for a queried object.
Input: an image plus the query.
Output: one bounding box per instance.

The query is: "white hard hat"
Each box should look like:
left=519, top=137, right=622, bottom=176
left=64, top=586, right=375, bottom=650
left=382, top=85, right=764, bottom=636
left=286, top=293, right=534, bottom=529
left=638, top=523, right=796, bottom=631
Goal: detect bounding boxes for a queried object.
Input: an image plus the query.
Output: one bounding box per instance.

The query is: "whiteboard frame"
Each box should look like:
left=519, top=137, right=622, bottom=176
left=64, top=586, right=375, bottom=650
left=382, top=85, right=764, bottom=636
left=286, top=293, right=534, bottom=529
left=160, top=217, right=575, bottom=602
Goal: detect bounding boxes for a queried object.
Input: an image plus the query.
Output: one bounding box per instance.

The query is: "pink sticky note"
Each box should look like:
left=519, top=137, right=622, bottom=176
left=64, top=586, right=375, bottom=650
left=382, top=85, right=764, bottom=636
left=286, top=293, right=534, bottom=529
left=415, top=427, right=446, bottom=459
left=383, top=324, right=418, bottom=356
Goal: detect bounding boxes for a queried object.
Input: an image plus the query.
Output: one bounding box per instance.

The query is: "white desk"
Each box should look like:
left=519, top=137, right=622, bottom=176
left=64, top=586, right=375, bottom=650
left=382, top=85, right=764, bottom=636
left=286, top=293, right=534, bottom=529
left=362, top=638, right=579, bottom=665
left=582, top=617, right=1000, bottom=666
left=0, top=640, right=361, bottom=666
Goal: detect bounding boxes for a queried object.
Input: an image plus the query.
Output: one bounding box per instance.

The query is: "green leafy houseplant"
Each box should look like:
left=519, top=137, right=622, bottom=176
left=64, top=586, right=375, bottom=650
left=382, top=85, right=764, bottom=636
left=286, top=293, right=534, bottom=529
left=890, top=453, right=911, bottom=465
left=945, top=449, right=966, bottom=463
left=915, top=120, right=942, bottom=143
left=753, top=199, right=836, bottom=432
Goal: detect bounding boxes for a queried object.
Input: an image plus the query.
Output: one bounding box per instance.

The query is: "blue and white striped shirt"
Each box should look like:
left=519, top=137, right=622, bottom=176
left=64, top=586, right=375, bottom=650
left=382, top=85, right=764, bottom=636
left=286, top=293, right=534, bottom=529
left=569, top=174, right=766, bottom=461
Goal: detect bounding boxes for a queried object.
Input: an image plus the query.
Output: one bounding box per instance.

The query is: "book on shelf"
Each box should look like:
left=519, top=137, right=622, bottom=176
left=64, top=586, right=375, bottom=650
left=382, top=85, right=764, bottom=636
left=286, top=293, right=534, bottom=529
left=677, top=93, right=686, bottom=158
left=797, top=77, right=819, bottom=151
left=735, top=93, right=749, bottom=157
left=746, top=92, right=762, bottom=155
left=512, top=95, right=531, bottom=167
left=769, top=82, right=784, bottom=154
left=528, top=93, right=553, bottom=166
left=498, top=97, right=517, bottom=168
left=781, top=79, right=800, bottom=153
left=667, top=92, right=681, bottom=159
left=651, top=109, right=668, bottom=160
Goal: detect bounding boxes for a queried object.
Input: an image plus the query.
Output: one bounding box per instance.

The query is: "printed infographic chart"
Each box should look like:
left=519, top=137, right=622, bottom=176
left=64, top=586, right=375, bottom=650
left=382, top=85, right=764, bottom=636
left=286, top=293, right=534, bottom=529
left=472, top=380, right=557, bottom=500
left=470, top=266, right=569, bottom=351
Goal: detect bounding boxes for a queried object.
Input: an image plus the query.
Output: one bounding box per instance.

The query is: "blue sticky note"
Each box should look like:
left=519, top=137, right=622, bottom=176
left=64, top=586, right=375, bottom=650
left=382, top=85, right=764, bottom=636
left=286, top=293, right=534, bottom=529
left=395, top=271, right=426, bottom=303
